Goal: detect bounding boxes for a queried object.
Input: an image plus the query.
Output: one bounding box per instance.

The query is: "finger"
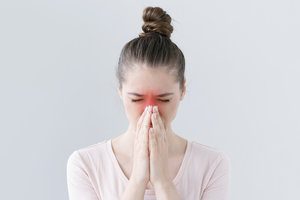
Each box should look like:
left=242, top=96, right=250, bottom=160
left=151, top=111, right=160, bottom=134
left=153, top=106, right=166, bottom=140
left=152, top=106, right=164, bottom=130
left=136, top=106, right=149, bottom=133
left=141, top=105, right=152, bottom=131
left=140, top=106, right=152, bottom=145
left=135, top=106, right=149, bottom=143
left=156, top=109, right=165, bottom=131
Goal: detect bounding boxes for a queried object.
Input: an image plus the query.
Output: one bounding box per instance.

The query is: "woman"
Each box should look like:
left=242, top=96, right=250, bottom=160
left=67, top=6, right=231, bottom=200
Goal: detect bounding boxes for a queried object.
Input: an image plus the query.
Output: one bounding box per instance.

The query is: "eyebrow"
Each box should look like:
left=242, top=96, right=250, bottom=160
left=127, top=92, right=174, bottom=97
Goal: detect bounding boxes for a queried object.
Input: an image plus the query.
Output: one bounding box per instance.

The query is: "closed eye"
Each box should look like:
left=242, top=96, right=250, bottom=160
left=131, top=99, right=170, bottom=102
left=158, top=99, right=170, bottom=102
left=131, top=99, right=143, bottom=102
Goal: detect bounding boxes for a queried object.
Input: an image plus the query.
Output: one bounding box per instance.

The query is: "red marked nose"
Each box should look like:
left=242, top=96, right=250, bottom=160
left=143, top=92, right=156, bottom=112
left=141, top=93, right=155, bottom=128
left=140, top=91, right=163, bottom=128
left=146, top=94, right=155, bottom=106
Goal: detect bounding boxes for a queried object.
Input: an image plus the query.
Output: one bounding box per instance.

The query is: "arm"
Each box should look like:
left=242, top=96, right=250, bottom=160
left=153, top=181, right=181, bottom=200
left=200, top=153, right=231, bottom=200
left=66, top=151, right=100, bottom=200
left=120, top=179, right=147, bottom=200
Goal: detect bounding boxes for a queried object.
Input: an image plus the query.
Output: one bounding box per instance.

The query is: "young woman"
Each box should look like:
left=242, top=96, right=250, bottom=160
left=67, top=6, right=231, bottom=200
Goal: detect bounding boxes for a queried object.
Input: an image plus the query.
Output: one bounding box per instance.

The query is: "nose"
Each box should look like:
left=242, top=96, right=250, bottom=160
left=143, top=93, right=156, bottom=112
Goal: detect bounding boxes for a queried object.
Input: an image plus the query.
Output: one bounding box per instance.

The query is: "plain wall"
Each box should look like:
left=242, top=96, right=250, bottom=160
left=0, top=0, right=299, bottom=199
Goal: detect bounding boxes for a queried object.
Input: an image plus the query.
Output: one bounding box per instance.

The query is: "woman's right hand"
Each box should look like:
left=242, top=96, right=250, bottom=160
left=130, top=105, right=152, bottom=187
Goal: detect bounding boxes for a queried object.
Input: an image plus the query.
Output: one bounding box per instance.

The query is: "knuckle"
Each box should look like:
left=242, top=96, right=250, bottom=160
left=142, top=123, right=149, bottom=130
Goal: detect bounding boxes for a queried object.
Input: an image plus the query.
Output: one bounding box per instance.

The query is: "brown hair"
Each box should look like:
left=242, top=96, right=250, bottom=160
left=116, top=6, right=185, bottom=92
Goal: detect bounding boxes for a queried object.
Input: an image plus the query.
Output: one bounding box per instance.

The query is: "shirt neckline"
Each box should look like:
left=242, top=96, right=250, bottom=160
left=106, top=137, right=192, bottom=195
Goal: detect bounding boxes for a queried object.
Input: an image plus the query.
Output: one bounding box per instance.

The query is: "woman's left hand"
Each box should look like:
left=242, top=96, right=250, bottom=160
left=149, top=106, right=170, bottom=188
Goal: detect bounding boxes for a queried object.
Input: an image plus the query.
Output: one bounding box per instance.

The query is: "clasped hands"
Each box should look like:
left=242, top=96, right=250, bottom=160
left=132, top=105, right=171, bottom=190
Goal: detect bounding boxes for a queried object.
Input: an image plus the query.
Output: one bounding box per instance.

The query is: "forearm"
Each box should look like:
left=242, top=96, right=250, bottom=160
left=154, top=181, right=181, bottom=200
left=120, top=180, right=146, bottom=200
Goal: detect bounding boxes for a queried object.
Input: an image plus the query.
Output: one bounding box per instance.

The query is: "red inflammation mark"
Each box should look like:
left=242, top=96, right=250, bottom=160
left=141, top=91, right=160, bottom=129
left=142, top=91, right=157, bottom=112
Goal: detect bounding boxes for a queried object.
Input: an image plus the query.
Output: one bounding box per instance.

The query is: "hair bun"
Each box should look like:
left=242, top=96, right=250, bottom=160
left=139, top=7, right=173, bottom=38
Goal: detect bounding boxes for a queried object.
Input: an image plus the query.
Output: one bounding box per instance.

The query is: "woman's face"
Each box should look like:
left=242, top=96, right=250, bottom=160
left=118, top=64, right=186, bottom=130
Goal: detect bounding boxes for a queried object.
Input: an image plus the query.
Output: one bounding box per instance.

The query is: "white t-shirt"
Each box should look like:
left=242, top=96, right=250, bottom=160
left=67, top=138, right=231, bottom=200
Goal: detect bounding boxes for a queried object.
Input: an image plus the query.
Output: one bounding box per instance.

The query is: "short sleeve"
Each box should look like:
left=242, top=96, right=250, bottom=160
left=66, top=150, right=100, bottom=200
left=200, top=152, right=231, bottom=200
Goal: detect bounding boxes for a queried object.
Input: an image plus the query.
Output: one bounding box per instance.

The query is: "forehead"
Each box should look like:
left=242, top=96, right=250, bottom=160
left=123, top=65, right=178, bottom=93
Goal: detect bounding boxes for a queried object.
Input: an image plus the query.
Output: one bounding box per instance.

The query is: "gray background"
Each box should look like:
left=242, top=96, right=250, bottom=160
left=0, top=0, right=299, bottom=199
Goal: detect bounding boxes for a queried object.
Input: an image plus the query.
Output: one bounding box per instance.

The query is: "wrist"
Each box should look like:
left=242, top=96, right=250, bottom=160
left=129, top=177, right=147, bottom=188
left=153, top=180, right=173, bottom=191
left=121, top=178, right=147, bottom=200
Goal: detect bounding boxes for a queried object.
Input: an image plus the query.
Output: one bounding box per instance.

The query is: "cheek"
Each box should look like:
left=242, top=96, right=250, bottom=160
left=159, top=98, right=180, bottom=123
left=123, top=103, right=143, bottom=126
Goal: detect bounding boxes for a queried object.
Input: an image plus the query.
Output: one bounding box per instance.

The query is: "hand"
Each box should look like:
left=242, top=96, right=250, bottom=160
left=149, top=106, right=170, bottom=187
left=130, top=106, right=152, bottom=186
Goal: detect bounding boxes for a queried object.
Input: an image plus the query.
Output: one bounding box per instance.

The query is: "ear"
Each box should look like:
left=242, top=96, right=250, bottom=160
left=117, top=87, right=123, bottom=100
left=180, top=79, right=186, bottom=101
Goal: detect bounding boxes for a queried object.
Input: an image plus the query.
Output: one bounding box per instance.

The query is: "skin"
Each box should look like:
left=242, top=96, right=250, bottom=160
left=115, top=63, right=187, bottom=200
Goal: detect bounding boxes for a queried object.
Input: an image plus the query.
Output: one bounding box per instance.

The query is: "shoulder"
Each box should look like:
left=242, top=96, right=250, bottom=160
left=67, top=139, right=109, bottom=167
left=189, top=141, right=231, bottom=172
